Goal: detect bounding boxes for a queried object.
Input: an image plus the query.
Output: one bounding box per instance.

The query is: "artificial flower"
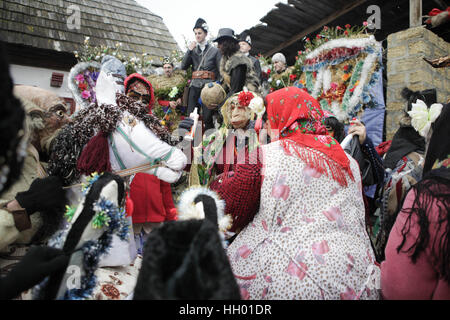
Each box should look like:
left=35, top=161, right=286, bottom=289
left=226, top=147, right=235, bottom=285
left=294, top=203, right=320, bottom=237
left=78, top=82, right=87, bottom=90
left=345, top=24, right=351, bottom=29
left=248, top=96, right=265, bottom=118
left=408, top=99, right=443, bottom=137
left=81, top=90, right=91, bottom=99
left=290, top=74, right=297, bottom=81
left=168, top=86, right=178, bottom=98
left=75, top=74, right=85, bottom=82
left=238, top=91, right=255, bottom=107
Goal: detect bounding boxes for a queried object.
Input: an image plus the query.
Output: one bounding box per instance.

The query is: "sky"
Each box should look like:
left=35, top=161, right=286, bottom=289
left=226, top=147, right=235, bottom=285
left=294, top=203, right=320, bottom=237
left=136, top=0, right=286, bottom=50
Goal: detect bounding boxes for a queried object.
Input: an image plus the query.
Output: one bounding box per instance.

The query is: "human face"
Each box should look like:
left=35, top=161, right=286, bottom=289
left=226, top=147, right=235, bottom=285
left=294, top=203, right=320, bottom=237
left=239, top=41, right=251, bottom=54
left=230, top=100, right=250, bottom=129
left=163, top=64, right=173, bottom=77
left=194, top=28, right=207, bottom=43
left=325, top=124, right=335, bottom=138
left=127, top=80, right=151, bottom=106
left=274, top=60, right=286, bottom=73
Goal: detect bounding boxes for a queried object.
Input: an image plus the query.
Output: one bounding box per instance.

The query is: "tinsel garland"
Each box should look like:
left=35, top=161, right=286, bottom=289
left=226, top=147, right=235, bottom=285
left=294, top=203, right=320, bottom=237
left=36, top=172, right=130, bottom=300
left=48, top=93, right=179, bottom=185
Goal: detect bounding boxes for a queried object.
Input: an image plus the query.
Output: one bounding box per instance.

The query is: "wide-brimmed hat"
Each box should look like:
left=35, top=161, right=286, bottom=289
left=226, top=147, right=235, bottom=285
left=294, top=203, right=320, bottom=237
left=213, top=28, right=238, bottom=43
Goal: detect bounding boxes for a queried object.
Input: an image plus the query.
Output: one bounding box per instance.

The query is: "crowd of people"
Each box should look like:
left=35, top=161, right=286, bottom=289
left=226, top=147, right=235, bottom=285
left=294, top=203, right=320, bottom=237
left=0, top=17, right=449, bottom=301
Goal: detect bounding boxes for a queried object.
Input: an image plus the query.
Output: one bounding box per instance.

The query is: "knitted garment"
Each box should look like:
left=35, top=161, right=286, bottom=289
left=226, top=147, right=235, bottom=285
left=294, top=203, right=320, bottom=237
left=210, top=148, right=263, bottom=233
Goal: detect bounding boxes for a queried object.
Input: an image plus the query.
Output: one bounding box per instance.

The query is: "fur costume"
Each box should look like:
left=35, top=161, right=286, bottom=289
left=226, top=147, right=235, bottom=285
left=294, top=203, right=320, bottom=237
left=220, top=53, right=260, bottom=93
left=133, top=187, right=240, bottom=300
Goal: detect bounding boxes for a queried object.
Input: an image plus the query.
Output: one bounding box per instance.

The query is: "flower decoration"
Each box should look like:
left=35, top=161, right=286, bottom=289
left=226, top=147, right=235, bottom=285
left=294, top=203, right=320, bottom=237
left=248, top=96, right=265, bottom=119
left=238, top=91, right=255, bottom=107
left=408, top=99, right=443, bottom=137
left=168, top=86, right=179, bottom=99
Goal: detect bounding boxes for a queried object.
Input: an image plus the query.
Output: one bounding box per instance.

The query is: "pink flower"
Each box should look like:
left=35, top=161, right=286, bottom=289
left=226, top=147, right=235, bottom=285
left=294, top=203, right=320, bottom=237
left=240, top=288, right=250, bottom=300
left=322, top=207, right=345, bottom=228
left=312, top=240, right=330, bottom=264
left=340, top=287, right=357, bottom=300
left=286, top=259, right=308, bottom=281
left=237, top=245, right=252, bottom=259
left=271, top=175, right=290, bottom=200
left=312, top=240, right=329, bottom=255
left=75, top=74, right=85, bottom=82
left=330, top=82, right=338, bottom=90
left=363, top=21, right=368, bottom=26
left=81, top=90, right=91, bottom=99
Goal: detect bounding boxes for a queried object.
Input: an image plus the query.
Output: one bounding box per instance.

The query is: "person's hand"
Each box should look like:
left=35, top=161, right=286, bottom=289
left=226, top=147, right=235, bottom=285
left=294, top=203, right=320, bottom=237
left=348, top=118, right=367, bottom=145
left=178, top=118, right=195, bottom=132
left=15, top=176, right=65, bottom=215
left=0, top=246, right=68, bottom=299
left=169, top=101, right=177, bottom=109
left=188, top=41, right=196, bottom=51
left=176, top=98, right=182, bottom=106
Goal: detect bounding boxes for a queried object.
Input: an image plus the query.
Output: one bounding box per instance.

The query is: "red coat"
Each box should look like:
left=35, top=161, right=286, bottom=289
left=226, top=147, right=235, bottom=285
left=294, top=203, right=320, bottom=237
left=130, top=173, right=177, bottom=224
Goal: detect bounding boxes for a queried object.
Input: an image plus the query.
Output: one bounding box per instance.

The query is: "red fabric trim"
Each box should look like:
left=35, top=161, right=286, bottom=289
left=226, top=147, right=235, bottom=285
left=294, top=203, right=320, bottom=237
left=158, top=99, right=171, bottom=107
left=234, top=274, right=257, bottom=280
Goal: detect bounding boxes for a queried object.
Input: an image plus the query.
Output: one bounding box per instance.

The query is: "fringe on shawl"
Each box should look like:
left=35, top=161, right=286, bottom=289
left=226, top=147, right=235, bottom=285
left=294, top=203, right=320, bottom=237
left=281, top=139, right=355, bottom=187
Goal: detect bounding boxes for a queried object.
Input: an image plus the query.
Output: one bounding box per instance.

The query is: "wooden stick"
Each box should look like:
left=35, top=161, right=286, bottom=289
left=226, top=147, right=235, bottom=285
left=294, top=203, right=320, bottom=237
left=62, top=163, right=162, bottom=189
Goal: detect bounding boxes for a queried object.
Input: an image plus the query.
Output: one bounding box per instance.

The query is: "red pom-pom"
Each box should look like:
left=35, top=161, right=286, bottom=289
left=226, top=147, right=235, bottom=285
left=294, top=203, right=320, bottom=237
left=77, top=131, right=112, bottom=175
left=125, top=192, right=134, bottom=217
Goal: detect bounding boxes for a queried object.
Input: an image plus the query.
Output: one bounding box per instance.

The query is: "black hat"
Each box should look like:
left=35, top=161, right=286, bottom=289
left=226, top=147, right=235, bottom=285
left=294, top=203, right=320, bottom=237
left=213, top=28, right=238, bottom=43
left=238, top=30, right=252, bottom=46
left=193, top=18, right=208, bottom=33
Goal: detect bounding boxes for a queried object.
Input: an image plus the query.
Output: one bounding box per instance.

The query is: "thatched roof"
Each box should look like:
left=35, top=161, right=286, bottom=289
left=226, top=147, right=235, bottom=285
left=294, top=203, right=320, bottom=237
left=0, top=0, right=179, bottom=61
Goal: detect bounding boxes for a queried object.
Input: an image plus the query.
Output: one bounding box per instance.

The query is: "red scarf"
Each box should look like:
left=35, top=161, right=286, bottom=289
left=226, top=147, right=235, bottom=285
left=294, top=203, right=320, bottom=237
left=266, top=87, right=354, bottom=187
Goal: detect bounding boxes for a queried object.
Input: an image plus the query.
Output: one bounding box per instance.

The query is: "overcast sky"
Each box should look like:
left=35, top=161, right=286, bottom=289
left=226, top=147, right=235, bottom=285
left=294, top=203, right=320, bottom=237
left=136, top=0, right=286, bottom=50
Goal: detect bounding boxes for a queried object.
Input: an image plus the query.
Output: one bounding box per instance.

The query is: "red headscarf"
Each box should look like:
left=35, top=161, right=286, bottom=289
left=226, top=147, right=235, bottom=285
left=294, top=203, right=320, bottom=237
left=124, top=73, right=155, bottom=113
left=266, top=87, right=354, bottom=187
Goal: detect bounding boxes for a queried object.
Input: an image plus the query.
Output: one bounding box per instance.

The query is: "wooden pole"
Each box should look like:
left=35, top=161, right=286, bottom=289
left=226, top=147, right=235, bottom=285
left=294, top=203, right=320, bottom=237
left=409, top=0, right=423, bottom=27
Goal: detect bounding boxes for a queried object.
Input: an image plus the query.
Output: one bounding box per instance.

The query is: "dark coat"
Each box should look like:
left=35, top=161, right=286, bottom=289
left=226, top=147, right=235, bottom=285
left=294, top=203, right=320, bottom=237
left=181, top=43, right=222, bottom=89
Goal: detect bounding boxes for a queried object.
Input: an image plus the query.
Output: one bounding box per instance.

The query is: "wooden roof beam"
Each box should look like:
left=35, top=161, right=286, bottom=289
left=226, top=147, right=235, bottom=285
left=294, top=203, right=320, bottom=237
left=265, top=0, right=368, bottom=57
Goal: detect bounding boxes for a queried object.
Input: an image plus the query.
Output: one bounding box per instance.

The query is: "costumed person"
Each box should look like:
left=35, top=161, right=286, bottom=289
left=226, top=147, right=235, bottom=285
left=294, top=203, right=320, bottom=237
left=31, top=172, right=133, bottom=300
left=1, top=84, right=71, bottom=289
left=373, top=87, right=435, bottom=261
left=0, top=42, right=68, bottom=300
left=195, top=91, right=265, bottom=241
left=381, top=101, right=449, bottom=300
left=45, top=56, right=187, bottom=300
left=149, top=58, right=188, bottom=132
left=123, top=73, right=179, bottom=254
left=238, top=30, right=262, bottom=83
left=221, top=87, right=380, bottom=299
left=186, top=90, right=265, bottom=237
left=181, top=18, right=222, bottom=132
left=214, top=28, right=260, bottom=102
left=133, top=186, right=240, bottom=299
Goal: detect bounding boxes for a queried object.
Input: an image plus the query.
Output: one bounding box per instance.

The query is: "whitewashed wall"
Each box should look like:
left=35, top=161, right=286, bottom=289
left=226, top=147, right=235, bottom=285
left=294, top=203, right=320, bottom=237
left=9, top=64, right=73, bottom=99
